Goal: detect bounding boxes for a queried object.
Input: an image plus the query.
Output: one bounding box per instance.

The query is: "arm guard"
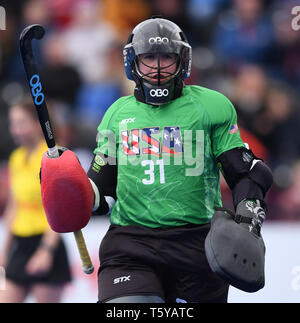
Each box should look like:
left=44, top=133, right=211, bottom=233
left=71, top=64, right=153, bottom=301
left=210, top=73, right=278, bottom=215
left=217, top=147, right=273, bottom=208
left=87, top=153, right=117, bottom=216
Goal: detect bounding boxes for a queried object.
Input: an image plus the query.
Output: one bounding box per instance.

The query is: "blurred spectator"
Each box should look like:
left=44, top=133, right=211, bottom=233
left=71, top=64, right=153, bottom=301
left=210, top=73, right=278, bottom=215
left=150, top=0, right=191, bottom=41
left=252, top=81, right=300, bottom=170
left=0, top=97, right=17, bottom=162
left=0, top=97, right=72, bottom=303
left=230, top=64, right=268, bottom=134
left=0, top=7, right=19, bottom=83
left=22, top=0, right=50, bottom=27
left=100, top=0, right=151, bottom=41
left=4, top=0, right=50, bottom=83
left=75, top=82, right=120, bottom=128
left=187, top=0, right=229, bottom=46
left=44, top=0, right=76, bottom=29
left=74, top=41, right=131, bottom=129
left=212, top=0, right=275, bottom=72
left=239, top=126, right=269, bottom=161
left=61, top=0, right=118, bottom=83
left=39, top=31, right=82, bottom=107
left=0, top=163, right=9, bottom=217
left=272, top=160, right=300, bottom=220
left=49, top=100, right=94, bottom=170
left=268, top=0, right=300, bottom=89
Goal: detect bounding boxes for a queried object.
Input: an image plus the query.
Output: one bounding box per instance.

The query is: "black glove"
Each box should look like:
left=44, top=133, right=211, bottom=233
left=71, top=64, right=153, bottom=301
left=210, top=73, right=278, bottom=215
left=235, top=199, right=266, bottom=236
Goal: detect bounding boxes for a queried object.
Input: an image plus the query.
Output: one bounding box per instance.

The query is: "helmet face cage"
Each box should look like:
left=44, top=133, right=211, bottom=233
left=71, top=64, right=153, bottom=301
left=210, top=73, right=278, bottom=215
left=135, top=52, right=180, bottom=86
left=124, top=42, right=191, bottom=83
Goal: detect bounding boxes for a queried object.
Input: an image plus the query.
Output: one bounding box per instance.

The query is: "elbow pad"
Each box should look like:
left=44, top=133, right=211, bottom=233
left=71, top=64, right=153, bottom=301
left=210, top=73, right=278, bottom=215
left=248, top=160, right=273, bottom=196
left=217, top=147, right=273, bottom=207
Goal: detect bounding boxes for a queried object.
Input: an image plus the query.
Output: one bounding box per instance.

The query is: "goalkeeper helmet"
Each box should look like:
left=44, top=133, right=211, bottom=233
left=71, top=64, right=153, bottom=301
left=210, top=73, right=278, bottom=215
left=123, top=17, right=192, bottom=106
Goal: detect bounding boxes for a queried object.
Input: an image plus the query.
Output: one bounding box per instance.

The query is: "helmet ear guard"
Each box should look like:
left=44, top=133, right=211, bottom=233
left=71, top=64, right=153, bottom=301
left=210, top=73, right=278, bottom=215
left=181, top=46, right=192, bottom=80
left=123, top=43, right=135, bottom=81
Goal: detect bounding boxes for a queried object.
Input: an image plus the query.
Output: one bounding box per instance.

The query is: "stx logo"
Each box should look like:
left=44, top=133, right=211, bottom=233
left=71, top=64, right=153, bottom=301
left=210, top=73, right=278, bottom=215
left=113, top=275, right=131, bottom=284
left=150, top=89, right=169, bottom=97
left=149, top=37, right=169, bottom=44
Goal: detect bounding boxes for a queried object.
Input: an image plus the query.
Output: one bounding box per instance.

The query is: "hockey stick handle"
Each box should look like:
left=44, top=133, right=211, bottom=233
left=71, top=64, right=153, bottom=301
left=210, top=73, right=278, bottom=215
left=73, top=231, right=94, bottom=274
left=20, top=24, right=94, bottom=274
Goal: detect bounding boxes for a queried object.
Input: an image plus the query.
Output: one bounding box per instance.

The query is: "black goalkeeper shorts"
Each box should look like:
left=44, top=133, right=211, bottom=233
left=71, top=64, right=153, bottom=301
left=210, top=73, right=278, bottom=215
left=98, top=223, right=229, bottom=303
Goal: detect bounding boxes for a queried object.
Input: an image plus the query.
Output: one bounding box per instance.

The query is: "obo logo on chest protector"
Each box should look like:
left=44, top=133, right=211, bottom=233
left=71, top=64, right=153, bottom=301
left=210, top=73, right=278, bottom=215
left=150, top=89, right=169, bottom=97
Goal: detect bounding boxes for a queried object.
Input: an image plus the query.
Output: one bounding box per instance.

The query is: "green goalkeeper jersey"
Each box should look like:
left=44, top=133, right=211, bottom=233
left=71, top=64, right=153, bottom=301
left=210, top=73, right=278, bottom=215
left=94, top=85, right=244, bottom=228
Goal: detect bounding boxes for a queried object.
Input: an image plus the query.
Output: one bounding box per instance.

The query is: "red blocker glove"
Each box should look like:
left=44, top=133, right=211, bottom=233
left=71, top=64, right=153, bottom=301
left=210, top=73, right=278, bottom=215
left=41, top=148, right=94, bottom=233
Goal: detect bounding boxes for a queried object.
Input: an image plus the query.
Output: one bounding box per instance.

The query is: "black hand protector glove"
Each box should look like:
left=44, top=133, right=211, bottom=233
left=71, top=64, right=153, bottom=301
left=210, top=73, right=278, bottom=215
left=235, top=199, right=267, bottom=236
left=205, top=202, right=267, bottom=292
left=40, top=146, right=93, bottom=233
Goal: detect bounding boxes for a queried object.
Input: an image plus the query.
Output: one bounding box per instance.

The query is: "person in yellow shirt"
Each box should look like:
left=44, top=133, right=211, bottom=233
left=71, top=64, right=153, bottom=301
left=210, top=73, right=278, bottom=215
left=0, top=98, right=71, bottom=303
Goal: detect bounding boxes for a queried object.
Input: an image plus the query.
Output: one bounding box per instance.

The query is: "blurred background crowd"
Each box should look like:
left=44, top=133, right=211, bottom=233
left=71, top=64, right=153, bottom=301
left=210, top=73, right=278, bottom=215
left=0, top=0, right=300, bottom=221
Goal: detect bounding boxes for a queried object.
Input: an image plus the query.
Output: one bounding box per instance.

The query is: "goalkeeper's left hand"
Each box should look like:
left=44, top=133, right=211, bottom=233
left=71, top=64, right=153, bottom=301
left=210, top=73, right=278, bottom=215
left=235, top=199, right=266, bottom=236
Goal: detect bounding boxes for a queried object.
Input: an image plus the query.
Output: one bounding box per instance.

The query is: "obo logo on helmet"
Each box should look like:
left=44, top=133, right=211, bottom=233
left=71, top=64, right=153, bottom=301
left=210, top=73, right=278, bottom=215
left=150, top=89, right=169, bottom=97
left=148, top=37, right=169, bottom=44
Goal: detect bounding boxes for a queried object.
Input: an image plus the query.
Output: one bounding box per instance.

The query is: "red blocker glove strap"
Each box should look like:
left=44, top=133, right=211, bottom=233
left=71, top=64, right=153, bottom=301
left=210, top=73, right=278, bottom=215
left=41, top=150, right=94, bottom=233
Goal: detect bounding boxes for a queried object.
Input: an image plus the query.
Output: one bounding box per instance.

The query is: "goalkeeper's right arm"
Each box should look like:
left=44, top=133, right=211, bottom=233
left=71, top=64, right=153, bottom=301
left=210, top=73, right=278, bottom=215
left=87, top=153, right=117, bottom=216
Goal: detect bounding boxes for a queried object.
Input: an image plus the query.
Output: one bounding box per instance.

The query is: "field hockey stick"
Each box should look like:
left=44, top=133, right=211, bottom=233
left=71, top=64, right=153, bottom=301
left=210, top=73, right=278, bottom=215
left=20, top=24, right=94, bottom=274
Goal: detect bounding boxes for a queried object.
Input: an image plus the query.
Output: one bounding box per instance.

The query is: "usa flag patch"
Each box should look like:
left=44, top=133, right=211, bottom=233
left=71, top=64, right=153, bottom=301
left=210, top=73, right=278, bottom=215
left=229, top=124, right=238, bottom=134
